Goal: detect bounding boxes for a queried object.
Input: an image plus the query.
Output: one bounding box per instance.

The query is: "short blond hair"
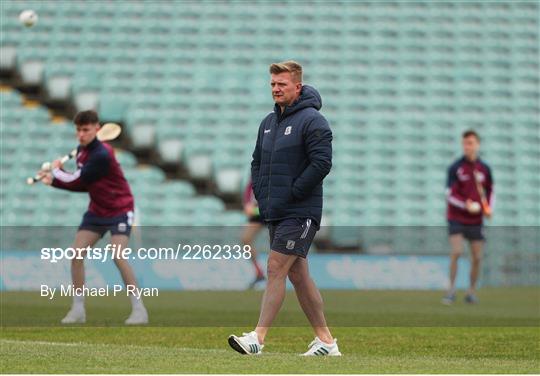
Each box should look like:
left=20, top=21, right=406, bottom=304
left=269, top=60, right=303, bottom=83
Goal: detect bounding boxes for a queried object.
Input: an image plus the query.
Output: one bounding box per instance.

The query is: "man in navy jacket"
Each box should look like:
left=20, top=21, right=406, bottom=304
left=229, top=61, right=340, bottom=356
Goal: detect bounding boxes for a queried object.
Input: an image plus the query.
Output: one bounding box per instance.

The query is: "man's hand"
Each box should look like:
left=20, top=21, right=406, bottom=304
left=51, top=159, right=63, bottom=170
left=40, top=171, right=53, bottom=185
left=244, top=203, right=255, bottom=217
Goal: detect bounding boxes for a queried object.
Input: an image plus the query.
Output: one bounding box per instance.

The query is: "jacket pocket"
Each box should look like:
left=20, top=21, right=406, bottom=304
left=290, top=178, right=299, bottom=202
left=253, top=180, right=263, bottom=202
left=252, top=181, right=260, bottom=200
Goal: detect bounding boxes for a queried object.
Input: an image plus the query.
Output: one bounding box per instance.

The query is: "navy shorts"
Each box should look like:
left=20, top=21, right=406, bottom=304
left=448, top=220, right=485, bottom=241
left=269, top=218, right=318, bottom=258
left=79, top=211, right=134, bottom=237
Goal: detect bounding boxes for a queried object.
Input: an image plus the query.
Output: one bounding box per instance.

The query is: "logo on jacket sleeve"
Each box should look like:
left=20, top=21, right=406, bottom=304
left=284, top=126, right=292, bottom=135
left=264, top=129, right=271, bottom=134
left=457, top=167, right=469, bottom=181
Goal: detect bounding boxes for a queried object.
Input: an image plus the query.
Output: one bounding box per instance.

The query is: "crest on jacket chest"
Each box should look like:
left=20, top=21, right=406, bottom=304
left=284, top=126, right=292, bottom=135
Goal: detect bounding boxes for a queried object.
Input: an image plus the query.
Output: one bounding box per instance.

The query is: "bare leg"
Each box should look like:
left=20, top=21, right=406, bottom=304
left=241, top=222, right=265, bottom=278
left=110, top=234, right=147, bottom=323
left=468, top=240, right=484, bottom=294
left=288, top=257, right=333, bottom=344
left=255, top=251, right=298, bottom=344
left=110, top=234, right=138, bottom=287
left=71, top=230, right=101, bottom=289
left=62, top=230, right=101, bottom=322
left=448, top=234, right=464, bottom=292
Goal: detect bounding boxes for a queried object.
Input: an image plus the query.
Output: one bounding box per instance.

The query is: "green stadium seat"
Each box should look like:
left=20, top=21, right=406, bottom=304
left=131, top=125, right=156, bottom=151
left=97, top=94, right=128, bottom=122
left=1, top=0, right=538, bottom=254
left=157, top=139, right=184, bottom=165
left=0, top=46, right=17, bottom=71
left=214, top=168, right=242, bottom=196
left=115, top=151, right=138, bottom=168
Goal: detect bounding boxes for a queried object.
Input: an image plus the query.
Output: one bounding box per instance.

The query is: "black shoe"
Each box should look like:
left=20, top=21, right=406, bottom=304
left=464, top=293, right=478, bottom=304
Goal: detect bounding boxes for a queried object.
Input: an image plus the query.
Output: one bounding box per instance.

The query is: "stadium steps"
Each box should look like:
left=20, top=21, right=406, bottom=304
left=2, top=55, right=245, bottom=205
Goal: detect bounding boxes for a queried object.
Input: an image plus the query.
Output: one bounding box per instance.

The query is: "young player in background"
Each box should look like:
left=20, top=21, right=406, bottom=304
left=443, top=130, right=494, bottom=305
left=40, top=110, right=148, bottom=324
left=241, top=180, right=266, bottom=288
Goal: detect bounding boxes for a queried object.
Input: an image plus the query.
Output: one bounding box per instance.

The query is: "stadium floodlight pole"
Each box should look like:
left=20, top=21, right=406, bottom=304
left=26, top=123, right=122, bottom=185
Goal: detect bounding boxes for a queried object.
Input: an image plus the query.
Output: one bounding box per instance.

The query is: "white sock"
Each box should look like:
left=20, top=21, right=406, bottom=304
left=73, top=294, right=84, bottom=310
left=129, top=294, right=144, bottom=310
left=319, top=337, right=336, bottom=346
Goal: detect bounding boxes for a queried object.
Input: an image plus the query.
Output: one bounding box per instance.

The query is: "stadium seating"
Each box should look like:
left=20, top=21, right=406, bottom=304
left=0, top=90, right=245, bottom=234
left=1, top=1, right=538, bottom=256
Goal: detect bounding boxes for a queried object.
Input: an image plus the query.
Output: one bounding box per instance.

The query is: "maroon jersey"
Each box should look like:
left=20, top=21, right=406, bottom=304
left=446, top=156, right=494, bottom=225
left=52, top=138, right=134, bottom=217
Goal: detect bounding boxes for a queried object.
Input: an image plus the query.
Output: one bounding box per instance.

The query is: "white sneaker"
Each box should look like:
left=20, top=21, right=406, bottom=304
left=61, top=307, right=86, bottom=324
left=125, top=307, right=148, bottom=325
left=228, top=331, right=264, bottom=355
left=302, top=337, right=341, bottom=356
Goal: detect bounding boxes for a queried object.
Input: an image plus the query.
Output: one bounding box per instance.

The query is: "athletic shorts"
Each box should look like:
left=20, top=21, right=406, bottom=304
left=269, top=218, right=318, bottom=258
left=448, top=220, right=485, bottom=241
left=79, top=211, right=134, bottom=237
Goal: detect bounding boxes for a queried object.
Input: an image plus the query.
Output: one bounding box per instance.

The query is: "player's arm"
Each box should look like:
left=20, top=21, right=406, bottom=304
left=291, top=116, right=332, bottom=200
left=50, top=149, right=111, bottom=191
left=446, top=164, right=468, bottom=211
left=250, top=124, right=263, bottom=202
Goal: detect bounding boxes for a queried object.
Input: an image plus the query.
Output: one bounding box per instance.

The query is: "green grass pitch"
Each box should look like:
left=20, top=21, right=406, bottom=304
left=1, top=288, right=539, bottom=373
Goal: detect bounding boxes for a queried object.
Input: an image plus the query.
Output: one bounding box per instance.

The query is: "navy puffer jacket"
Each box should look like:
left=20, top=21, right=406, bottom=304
left=251, top=85, right=332, bottom=225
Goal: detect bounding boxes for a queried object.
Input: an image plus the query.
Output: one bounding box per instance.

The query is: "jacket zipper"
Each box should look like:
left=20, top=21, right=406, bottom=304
left=267, top=110, right=285, bottom=210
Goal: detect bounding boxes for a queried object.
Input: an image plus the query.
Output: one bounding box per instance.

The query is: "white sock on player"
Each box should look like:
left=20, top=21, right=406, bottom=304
left=125, top=293, right=148, bottom=324
left=129, top=293, right=145, bottom=310
left=61, top=295, right=86, bottom=324
left=73, top=294, right=85, bottom=309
